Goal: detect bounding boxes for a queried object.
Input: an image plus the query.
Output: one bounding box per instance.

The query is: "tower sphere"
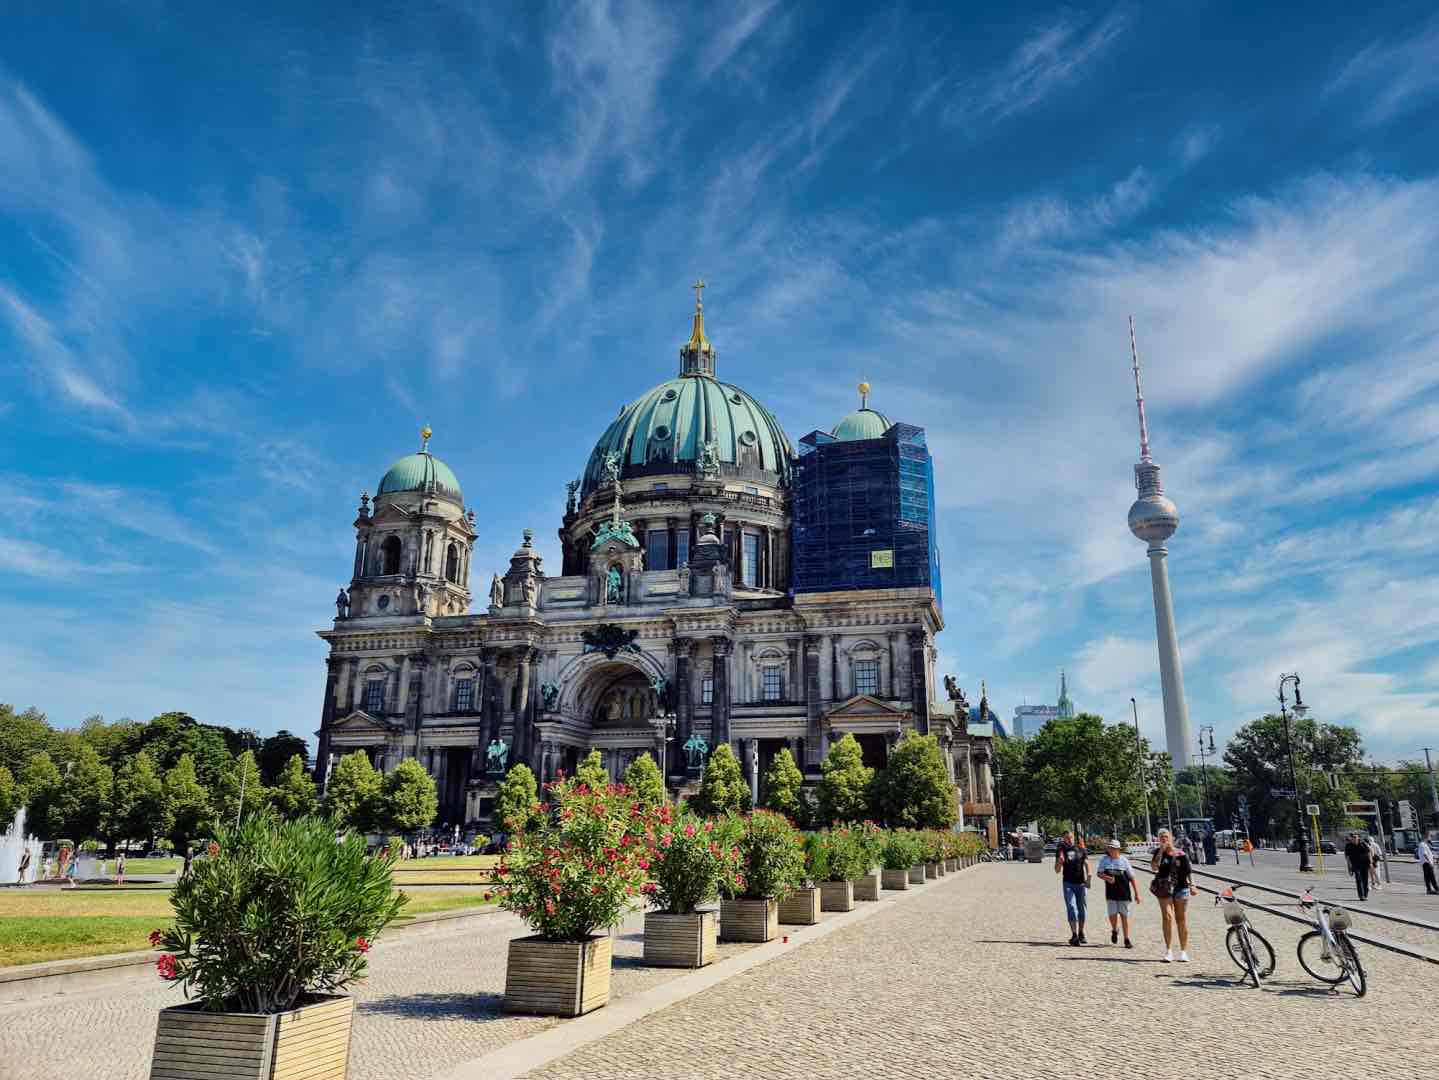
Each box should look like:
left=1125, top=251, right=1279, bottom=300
left=1128, top=491, right=1179, bottom=544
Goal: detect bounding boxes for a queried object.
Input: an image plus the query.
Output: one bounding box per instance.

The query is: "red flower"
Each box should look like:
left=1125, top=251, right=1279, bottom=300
left=356, top=936, right=371, bottom=953
left=148, top=929, right=163, bottom=948
left=620, top=834, right=633, bottom=847
left=637, top=858, right=650, bottom=870
left=545, top=899, right=556, bottom=915
left=683, top=823, right=697, bottom=838
left=660, top=834, right=673, bottom=848
left=156, top=954, right=180, bottom=980
left=642, top=882, right=658, bottom=895
left=483, top=891, right=493, bottom=901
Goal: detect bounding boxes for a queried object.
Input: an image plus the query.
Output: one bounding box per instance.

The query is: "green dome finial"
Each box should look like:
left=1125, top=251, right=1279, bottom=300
left=833, top=381, right=891, bottom=442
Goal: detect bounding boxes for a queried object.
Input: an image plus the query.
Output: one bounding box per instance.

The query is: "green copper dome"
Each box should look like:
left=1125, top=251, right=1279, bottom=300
left=378, top=451, right=463, bottom=504
left=832, top=407, right=892, bottom=441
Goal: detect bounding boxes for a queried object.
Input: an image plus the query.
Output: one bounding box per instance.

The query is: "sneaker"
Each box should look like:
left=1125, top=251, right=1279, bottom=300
left=1162, top=949, right=1173, bottom=963
left=1069, top=933, right=1078, bottom=946
left=1179, top=950, right=1190, bottom=963
left=1124, top=938, right=1133, bottom=949
left=1077, top=931, right=1087, bottom=944
left=1111, top=929, right=1119, bottom=944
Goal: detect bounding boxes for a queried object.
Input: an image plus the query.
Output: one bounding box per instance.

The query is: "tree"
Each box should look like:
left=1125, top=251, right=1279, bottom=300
left=212, top=750, right=269, bottom=827
left=56, top=743, right=112, bottom=843
left=872, top=732, right=955, bottom=829
left=991, top=734, right=1029, bottom=831
left=1224, top=714, right=1364, bottom=840
left=165, top=754, right=212, bottom=846
left=18, top=750, right=66, bottom=837
left=1007, top=714, right=1146, bottom=834
left=378, top=759, right=439, bottom=834
left=130, top=712, right=233, bottom=793
left=269, top=754, right=317, bottom=821
left=494, top=763, right=539, bottom=832
left=817, top=734, right=875, bottom=824
left=112, top=751, right=171, bottom=846
left=575, top=749, right=610, bottom=790
left=258, top=731, right=309, bottom=784
left=0, top=765, right=19, bottom=825
left=324, top=751, right=382, bottom=833
left=761, top=747, right=805, bottom=821
left=689, top=742, right=750, bottom=817
left=623, top=753, right=666, bottom=808
left=0, top=705, right=56, bottom=777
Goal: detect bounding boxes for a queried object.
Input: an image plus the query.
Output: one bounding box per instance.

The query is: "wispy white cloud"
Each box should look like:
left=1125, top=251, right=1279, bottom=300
left=1330, top=14, right=1439, bottom=124
left=700, top=1, right=779, bottom=80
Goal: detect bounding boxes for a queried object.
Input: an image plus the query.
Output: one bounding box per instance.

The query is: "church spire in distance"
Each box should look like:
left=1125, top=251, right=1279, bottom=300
left=679, top=280, right=716, bottom=377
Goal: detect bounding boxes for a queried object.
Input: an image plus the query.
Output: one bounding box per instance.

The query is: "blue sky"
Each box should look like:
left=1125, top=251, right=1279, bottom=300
left=3, top=2, right=1438, bottom=762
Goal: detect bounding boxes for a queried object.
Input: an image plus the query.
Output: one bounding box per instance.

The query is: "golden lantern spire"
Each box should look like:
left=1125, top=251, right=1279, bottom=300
left=420, top=425, right=432, bottom=452
left=687, top=279, right=709, bottom=350
left=858, top=377, right=871, bottom=409
left=679, top=280, right=716, bottom=376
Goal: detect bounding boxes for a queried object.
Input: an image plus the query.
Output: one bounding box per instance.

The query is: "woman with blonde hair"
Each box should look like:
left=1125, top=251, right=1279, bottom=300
left=1150, top=828, right=1194, bottom=962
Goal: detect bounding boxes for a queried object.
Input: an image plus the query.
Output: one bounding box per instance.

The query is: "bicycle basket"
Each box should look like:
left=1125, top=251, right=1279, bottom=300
left=1329, top=907, right=1353, bottom=931
left=1221, top=899, right=1246, bottom=926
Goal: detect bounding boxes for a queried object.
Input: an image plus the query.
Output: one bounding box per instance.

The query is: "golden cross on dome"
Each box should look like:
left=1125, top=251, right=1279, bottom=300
left=691, top=279, right=706, bottom=309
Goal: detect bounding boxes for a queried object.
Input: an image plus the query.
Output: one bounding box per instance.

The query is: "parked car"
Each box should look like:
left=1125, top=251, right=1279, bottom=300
left=145, top=850, right=168, bottom=859
left=1287, top=838, right=1337, bottom=854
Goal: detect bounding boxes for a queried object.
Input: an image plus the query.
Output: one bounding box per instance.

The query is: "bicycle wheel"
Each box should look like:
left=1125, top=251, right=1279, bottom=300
left=1296, top=930, right=1347, bottom=984
left=1224, top=926, right=1249, bottom=975
left=1338, top=935, right=1366, bottom=997
left=1246, top=927, right=1276, bottom=978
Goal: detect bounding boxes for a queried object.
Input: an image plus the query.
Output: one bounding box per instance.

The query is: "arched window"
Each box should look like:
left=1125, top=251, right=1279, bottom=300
left=380, top=536, right=403, bottom=576
left=445, top=542, right=459, bottom=583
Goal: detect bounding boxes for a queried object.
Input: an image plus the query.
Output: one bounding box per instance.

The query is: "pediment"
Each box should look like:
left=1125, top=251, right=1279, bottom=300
left=825, top=695, right=909, bottom=720
left=332, top=709, right=400, bottom=733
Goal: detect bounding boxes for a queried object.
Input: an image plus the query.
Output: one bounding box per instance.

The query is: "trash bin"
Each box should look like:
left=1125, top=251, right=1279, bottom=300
left=1025, top=838, right=1044, bottom=863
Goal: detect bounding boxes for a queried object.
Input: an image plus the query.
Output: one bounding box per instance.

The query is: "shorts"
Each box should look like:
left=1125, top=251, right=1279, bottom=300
left=1106, top=899, right=1132, bottom=916
left=1172, top=887, right=1192, bottom=901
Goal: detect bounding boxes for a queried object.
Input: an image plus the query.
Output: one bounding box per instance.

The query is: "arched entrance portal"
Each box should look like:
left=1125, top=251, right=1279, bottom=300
left=544, top=650, right=671, bottom=783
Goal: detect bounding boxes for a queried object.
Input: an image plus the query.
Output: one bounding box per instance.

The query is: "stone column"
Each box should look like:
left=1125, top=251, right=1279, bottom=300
left=673, top=639, right=693, bottom=782
left=803, top=634, right=823, bottom=768
left=908, top=629, right=930, bottom=735
left=315, top=657, right=342, bottom=791
left=829, top=635, right=841, bottom=701
left=481, top=650, right=503, bottom=755
left=513, top=649, right=533, bottom=770
left=711, top=637, right=732, bottom=745
left=886, top=632, right=898, bottom=698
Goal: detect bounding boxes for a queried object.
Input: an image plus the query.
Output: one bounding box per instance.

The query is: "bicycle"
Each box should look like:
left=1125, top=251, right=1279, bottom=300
left=1295, top=890, right=1366, bottom=997
left=1214, top=884, right=1275, bottom=987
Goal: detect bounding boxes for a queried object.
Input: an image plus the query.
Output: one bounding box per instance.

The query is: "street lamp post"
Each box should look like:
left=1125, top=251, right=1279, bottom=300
left=1131, top=698, right=1152, bottom=840
left=1197, top=725, right=1215, bottom=821
left=1278, top=673, right=1311, bottom=873
left=991, top=757, right=1005, bottom=856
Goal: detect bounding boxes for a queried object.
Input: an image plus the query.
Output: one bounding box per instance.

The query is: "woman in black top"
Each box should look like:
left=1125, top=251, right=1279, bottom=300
left=1151, top=828, right=1194, bottom=963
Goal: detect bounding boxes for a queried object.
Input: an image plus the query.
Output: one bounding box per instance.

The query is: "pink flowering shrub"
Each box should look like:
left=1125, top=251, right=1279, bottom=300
left=649, top=809, right=743, bottom=914
left=722, top=810, right=806, bottom=901
left=493, top=775, right=661, bottom=941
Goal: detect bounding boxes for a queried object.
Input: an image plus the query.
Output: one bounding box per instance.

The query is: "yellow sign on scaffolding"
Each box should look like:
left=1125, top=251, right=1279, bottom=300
left=871, top=549, right=894, bottom=568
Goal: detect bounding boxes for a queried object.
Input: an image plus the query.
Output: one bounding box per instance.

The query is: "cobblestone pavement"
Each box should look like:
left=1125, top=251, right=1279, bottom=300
left=526, top=865, right=1438, bottom=1080
left=0, top=907, right=749, bottom=1080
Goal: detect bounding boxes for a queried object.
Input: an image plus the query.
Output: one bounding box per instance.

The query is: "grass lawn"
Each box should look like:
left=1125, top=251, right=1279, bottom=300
left=404, top=854, right=498, bottom=869
left=0, top=886, right=493, bottom=968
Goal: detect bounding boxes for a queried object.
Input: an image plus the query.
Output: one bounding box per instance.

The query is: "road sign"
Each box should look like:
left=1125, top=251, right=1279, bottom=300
left=1306, top=804, right=1320, bottom=816
left=1270, top=788, right=1297, bottom=799
left=1344, top=801, right=1379, bottom=815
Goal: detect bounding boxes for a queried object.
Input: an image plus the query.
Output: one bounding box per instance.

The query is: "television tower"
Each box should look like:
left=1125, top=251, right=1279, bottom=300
left=1126, top=317, right=1193, bottom=768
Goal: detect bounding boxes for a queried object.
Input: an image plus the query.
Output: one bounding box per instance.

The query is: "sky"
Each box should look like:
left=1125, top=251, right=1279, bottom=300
left=2, top=2, right=1438, bottom=764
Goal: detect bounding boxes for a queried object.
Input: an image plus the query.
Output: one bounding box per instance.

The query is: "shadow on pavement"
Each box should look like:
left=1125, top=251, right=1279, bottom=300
left=1057, top=954, right=1165, bottom=965
left=974, top=939, right=1073, bottom=948
left=359, top=991, right=505, bottom=1021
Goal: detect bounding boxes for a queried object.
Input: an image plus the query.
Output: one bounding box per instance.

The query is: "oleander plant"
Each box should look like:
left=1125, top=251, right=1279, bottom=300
left=818, top=828, right=870, bottom=882
left=648, top=809, right=743, bottom=915
left=880, top=830, right=924, bottom=871
left=725, top=810, right=806, bottom=901
left=152, top=815, right=406, bottom=1014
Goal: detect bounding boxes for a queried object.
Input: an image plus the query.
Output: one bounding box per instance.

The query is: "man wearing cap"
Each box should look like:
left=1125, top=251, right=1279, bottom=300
left=1095, top=839, right=1140, bottom=948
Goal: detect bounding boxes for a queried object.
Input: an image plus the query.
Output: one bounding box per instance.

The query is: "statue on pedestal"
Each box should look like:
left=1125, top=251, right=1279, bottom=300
left=683, top=732, right=709, bottom=774
left=485, top=739, right=510, bottom=775
left=605, top=565, right=623, bottom=604
left=489, top=574, right=505, bottom=608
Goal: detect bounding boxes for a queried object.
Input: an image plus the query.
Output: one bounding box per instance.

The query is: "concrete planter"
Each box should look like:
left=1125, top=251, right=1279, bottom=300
left=148, top=994, right=353, bottom=1080
left=503, top=934, right=612, bottom=1017
left=820, top=880, right=854, bottom=912
left=643, top=911, right=717, bottom=969
left=908, top=865, right=926, bottom=884
left=720, top=898, right=779, bottom=942
left=926, top=861, right=941, bottom=879
left=854, top=870, right=882, bottom=901
left=777, top=887, right=822, bottom=926
left=882, top=868, right=910, bottom=891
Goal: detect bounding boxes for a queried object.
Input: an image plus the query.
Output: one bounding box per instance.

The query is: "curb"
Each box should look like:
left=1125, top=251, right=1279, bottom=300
left=433, top=865, right=981, bottom=1080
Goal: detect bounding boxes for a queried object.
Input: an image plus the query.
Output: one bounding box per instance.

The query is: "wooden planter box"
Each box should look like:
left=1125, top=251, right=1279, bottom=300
left=820, top=880, right=854, bottom=912
left=881, top=868, right=910, bottom=891
left=720, top=897, right=778, bottom=942
left=643, top=911, right=716, bottom=969
left=908, top=865, right=926, bottom=884
left=926, top=861, right=942, bottom=878
left=777, top=887, right=821, bottom=926
left=149, top=994, right=352, bottom=1080
left=946, top=858, right=958, bottom=872
left=504, top=934, right=612, bottom=1017
left=854, top=870, right=882, bottom=901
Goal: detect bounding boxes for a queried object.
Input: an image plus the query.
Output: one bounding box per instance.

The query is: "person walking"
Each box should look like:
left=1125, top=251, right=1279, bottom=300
left=182, top=845, right=195, bottom=879
left=16, top=847, right=32, bottom=885
left=1096, top=839, right=1140, bottom=948
left=1053, top=831, right=1091, bottom=945
left=1367, top=834, right=1383, bottom=891
left=1150, top=828, right=1194, bottom=962
left=1416, top=837, right=1438, bottom=895
left=114, top=850, right=126, bottom=886
left=1344, top=833, right=1370, bottom=901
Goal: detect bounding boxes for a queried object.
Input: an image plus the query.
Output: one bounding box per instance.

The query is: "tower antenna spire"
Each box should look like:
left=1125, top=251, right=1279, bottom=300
left=1129, top=315, right=1151, bottom=463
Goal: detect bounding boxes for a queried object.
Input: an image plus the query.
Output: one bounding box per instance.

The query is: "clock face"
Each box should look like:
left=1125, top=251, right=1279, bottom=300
left=377, top=595, right=390, bottom=610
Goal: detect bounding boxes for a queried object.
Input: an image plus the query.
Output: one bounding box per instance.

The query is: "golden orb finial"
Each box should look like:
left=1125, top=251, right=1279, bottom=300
left=858, top=380, right=871, bottom=408
left=420, top=424, right=433, bottom=451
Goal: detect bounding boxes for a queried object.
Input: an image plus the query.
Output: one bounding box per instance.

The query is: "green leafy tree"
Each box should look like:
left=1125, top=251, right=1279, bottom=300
left=991, top=734, right=1029, bottom=830
left=817, top=733, right=875, bottom=824
left=19, top=750, right=66, bottom=837
left=575, top=749, right=610, bottom=790
left=0, top=765, right=19, bottom=824
left=165, top=754, right=212, bottom=847
left=494, top=763, right=539, bottom=832
left=0, top=705, right=57, bottom=778
left=872, top=732, right=955, bottom=828
left=762, top=747, right=806, bottom=821
left=324, top=751, right=383, bottom=833
left=1224, top=714, right=1364, bottom=840
left=379, top=758, right=438, bottom=834
left=623, top=752, right=666, bottom=808
left=1008, top=714, right=1145, bottom=834
left=129, top=712, right=234, bottom=792
left=112, top=750, right=172, bottom=845
left=212, top=750, right=269, bottom=827
left=269, top=754, right=318, bottom=821
left=258, top=731, right=310, bottom=784
left=689, top=742, right=751, bottom=817
left=56, top=743, right=112, bottom=842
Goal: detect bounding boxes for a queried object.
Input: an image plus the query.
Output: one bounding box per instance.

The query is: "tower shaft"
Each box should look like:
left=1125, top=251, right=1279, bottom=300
left=1146, top=542, right=1192, bottom=768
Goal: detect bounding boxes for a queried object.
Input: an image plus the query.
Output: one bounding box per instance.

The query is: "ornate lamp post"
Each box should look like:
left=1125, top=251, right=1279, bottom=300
left=1278, top=673, right=1311, bottom=872
left=648, top=676, right=676, bottom=787
left=1196, top=725, right=1215, bottom=821
left=991, top=756, right=1006, bottom=856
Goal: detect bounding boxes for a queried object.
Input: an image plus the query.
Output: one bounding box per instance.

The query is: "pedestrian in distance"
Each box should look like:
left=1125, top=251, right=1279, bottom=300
left=114, top=850, right=126, bottom=886
left=1416, top=836, right=1438, bottom=895
left=1344, top=833, right=1370, bottom=901
left=1150, top=828, right=1194, bottom=962
left=16, top=847, right=31, bottom=885
left=1053, top=830, right=1091, bottom=945
left=1096, top=839, right=1140, bottom=948
left=1367, top=834, right=1382, bottom=891
left=182, top=845, right=195, bottom=879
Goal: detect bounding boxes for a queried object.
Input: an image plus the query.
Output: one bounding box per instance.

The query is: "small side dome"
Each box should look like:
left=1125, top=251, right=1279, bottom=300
left=832, top=407, right=892, bottom=441
left=377, top=427, right=463, bottom=504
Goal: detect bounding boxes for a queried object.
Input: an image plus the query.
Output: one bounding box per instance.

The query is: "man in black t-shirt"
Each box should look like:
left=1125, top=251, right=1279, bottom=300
left=1053, top=831, right=1090, bottom=945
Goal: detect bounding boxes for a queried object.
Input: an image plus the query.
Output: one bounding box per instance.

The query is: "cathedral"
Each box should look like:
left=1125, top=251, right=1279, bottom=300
left=314, top=288, right=995, bottom=833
